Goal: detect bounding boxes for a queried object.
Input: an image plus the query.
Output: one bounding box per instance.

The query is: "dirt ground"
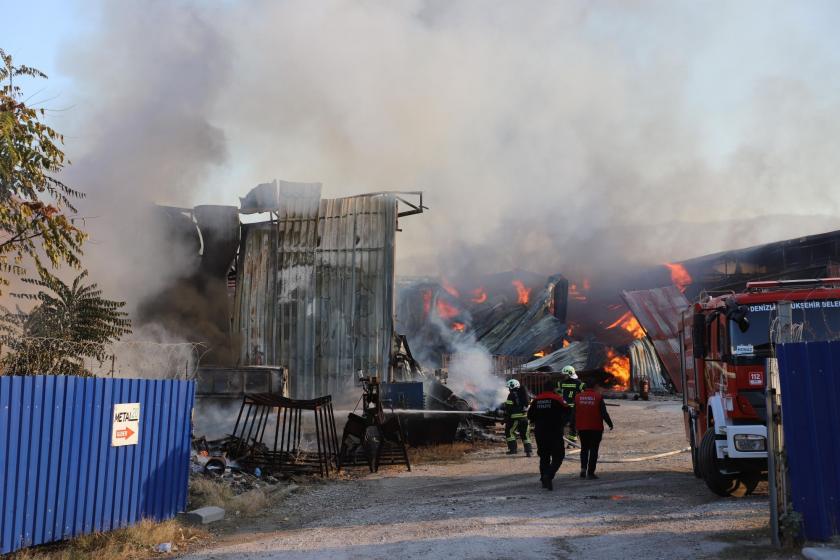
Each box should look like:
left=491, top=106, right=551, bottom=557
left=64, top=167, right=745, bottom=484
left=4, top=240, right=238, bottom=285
left=182, top=399, right=801, bottom=560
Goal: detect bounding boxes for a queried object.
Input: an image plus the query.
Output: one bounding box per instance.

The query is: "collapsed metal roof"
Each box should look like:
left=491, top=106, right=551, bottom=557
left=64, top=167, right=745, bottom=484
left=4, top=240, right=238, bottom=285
left=620, top=285, right=688, bottom=392
left=519, top=340, right=607, bottom=373
left=233, top=181, right=424, bottom=398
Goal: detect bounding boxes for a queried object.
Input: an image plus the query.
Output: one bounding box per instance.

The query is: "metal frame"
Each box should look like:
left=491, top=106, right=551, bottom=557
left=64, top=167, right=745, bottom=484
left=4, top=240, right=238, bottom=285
left=231, top=393, right=340, bottom=477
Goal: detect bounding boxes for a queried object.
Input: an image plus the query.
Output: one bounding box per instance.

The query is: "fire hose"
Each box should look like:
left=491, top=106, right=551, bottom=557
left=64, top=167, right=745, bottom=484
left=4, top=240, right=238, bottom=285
left=562, top=439, right=690, bottom=463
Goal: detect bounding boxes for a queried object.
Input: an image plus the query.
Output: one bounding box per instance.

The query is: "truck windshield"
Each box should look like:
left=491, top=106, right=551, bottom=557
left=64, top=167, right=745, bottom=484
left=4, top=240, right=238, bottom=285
left=731, top=300, right=840, bottom=358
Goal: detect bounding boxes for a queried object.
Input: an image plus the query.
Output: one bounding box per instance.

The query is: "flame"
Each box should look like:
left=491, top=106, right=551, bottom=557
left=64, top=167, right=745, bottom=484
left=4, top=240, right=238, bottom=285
left=422, top=289, right=432, bottom=317
left=607, top=311, right=645, bottom=339
left=604, top=347, right=630, bottom=390
left=562, top=340, right=571, bottom=348
left=664, top=263, right=692, bottom=293
left=441, top=278, right=460, bottom=298
left=512, top=280, right=531, bottom=305
left=470, top=287, right=487, bottom=304
left=533, top=350, right=546, bottom=358
left=436, top=298, right=459, bottom=320
left=569, top=283, right=588, bottom=302
left=452, top=322, right=465, bottom=332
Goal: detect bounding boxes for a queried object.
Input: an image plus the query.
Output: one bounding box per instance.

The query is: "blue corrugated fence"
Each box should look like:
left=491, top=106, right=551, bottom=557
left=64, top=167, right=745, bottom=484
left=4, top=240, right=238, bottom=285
left=776, top=341, right=840, bottom=541
left=0, top=376, right=195, bottom=554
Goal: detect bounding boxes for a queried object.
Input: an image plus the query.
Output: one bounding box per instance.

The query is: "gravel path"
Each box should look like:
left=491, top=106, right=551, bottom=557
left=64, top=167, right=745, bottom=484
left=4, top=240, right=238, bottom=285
left=184, top=400, right=798, bottom=560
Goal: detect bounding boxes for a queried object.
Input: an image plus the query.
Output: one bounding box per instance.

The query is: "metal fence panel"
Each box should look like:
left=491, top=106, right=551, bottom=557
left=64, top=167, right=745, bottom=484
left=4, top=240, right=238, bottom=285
left=0, top=376, right=194, bottom=554
left=776, top=341, right=840, bottom=541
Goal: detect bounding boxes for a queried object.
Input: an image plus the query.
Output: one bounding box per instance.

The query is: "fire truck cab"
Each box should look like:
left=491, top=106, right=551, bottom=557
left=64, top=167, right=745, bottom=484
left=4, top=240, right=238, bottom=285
left=680, top=278, right=840, bottom=496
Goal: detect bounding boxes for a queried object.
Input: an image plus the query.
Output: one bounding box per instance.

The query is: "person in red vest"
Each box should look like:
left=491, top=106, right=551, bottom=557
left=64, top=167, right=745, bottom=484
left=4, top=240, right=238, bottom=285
left=574, top=383, right=614, bottom=480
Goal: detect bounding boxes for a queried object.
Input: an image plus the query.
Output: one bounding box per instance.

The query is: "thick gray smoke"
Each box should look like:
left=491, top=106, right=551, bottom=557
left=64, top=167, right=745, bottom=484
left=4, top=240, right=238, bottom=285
left=51, top=0, right=840, bottom=310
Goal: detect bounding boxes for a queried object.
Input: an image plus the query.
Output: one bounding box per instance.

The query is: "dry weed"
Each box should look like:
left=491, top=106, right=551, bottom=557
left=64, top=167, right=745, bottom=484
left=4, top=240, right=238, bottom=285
left=408, top=441, right=491, bottom=464
left=189, top=476, right=274, bottom=517
left=7, top=519, right=208, bottom=560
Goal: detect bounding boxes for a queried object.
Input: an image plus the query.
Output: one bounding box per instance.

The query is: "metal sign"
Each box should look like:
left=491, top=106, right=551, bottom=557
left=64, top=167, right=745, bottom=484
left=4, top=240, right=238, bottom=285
left=112, top=403, right=140, bottom=447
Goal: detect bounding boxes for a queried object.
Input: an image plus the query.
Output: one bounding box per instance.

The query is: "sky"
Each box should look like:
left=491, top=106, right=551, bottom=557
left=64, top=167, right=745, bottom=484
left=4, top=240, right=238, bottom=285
left=5, top=0, right=840, bottom=286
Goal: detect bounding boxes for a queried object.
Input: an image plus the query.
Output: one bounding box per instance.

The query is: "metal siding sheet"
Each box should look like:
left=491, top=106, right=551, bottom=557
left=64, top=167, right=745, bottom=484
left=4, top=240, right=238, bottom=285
left=777, top=341, right=840, bottom=541
left=621, top=285, right=690, bottom=392
left=235, top=192, right=400, bottom=399
left=0, top=376, right=195, bottom=554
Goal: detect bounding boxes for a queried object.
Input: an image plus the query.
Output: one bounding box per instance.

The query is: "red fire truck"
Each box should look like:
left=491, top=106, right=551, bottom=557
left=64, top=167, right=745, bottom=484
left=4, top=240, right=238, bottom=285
left=680, top=278, right=840, bottom=496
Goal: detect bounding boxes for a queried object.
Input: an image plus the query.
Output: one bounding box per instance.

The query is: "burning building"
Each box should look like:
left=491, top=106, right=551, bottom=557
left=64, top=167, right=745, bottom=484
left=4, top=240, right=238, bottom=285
left=147, top=181, right=424, bottom=401
left=232, top=181, right=424, bottom=398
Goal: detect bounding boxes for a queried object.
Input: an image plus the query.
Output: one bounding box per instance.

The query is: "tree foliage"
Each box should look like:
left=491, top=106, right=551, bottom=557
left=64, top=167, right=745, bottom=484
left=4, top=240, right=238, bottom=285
left=0, top=265, right=131, bottom=375
left=0, top=49, right=85, bottom=290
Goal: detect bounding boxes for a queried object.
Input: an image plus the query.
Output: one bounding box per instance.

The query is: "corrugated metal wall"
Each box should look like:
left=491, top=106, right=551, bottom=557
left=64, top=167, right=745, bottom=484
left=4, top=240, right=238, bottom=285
left=776, top=341, right=840, bottom=541
left=234, top=193, right=397, bottom=398
left=0, top=376, right=195, bottom=554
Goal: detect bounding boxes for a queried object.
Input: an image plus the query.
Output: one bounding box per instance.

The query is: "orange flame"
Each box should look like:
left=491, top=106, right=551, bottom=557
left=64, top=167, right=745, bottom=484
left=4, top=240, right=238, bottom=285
left=470, top=287, right=488, bottom=304
left=533, top=350, right=546, bottom=358
left=452, top=322, right=465, bottom=332
left=512, top=280, right=531, bottom=305
left=436, top=298, right=459, bottom=320
left=422, top=289, right=432, bottom=317
left=441, top=278, right=460, bottom=298
left=569, top=283, right=588, bottom=302
left=604, top=347, right=630, bottom=390
left=607, top=311, right=645, bottom=339
left=562, top=340, right=570, bottom=348
left=664, top=263, right=692, bottom=293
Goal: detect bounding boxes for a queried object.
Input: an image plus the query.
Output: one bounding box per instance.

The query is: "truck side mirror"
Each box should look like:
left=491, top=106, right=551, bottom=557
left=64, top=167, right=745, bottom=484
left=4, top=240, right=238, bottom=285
left=692, top=313, right=706, bottom=356
left=724, top=298, right=750, bottom=333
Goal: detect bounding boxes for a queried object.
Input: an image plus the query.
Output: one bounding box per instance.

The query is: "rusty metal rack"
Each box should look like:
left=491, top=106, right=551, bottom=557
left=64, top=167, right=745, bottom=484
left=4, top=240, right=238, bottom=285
left=231, top=393, right=339, bottom=477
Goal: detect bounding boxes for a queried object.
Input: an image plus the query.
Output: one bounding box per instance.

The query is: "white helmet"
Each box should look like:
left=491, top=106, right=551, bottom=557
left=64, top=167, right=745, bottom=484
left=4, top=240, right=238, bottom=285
left=561, top=365, right=578, bottom=379
left=506, top=379, right=520, bottom=390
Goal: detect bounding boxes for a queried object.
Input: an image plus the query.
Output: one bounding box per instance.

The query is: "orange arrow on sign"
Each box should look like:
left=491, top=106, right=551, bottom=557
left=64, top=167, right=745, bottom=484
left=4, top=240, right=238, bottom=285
left=116, top=427, right=135, bottom=440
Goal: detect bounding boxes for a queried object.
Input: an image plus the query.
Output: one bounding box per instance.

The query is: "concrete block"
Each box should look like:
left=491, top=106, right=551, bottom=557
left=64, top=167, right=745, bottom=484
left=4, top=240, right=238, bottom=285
left=183, top=506, right=226, bottom=525
left=803, top=547, right=840, bottom=560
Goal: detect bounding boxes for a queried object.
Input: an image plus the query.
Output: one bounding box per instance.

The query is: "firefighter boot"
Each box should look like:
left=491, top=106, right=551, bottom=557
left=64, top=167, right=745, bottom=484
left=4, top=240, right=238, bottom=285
left=506, top=441, right=517, bottom=455
left=524, top=442, right=533, bottom=457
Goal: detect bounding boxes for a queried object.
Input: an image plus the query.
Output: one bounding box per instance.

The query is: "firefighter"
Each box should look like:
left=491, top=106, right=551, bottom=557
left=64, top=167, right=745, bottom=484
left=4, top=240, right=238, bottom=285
left=575, top=383, right=614, bottom=479
left=502, top=379, right=532, bottom=456
left=557, top=365, right=584, bottom=445
left=527, top=379, right=568, bottom=490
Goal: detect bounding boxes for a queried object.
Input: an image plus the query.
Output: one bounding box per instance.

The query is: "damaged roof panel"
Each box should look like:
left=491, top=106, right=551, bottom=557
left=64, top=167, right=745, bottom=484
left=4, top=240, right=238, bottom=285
left=621, top=285, right=689, bottom=392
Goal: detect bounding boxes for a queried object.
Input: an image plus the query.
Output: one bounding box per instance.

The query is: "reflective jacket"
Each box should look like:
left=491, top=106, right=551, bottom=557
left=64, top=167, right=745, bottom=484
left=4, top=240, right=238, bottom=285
left=557, top=377, right=585, bottom=407
left=574, top=389, right=614, bottom=431
left=503, top=388, right=529, bottom=420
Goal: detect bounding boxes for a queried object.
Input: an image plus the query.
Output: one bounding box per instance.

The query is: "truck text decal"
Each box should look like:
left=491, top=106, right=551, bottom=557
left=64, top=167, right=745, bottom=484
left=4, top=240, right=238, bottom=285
left=749, top=300, right=840, bottom=312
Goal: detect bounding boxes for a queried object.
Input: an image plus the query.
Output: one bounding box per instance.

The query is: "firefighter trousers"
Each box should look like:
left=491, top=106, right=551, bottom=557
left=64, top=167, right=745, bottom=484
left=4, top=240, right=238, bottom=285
left=535, top=432, right=565, bottom=480
left=579, top=430, right=603, bottom=475
left=564, top=408, right=577, bottom=437
left=505, top=418, right=532, bottom=452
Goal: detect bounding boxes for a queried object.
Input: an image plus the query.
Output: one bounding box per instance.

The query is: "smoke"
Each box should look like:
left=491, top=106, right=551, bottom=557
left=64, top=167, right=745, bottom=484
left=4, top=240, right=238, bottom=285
left=429, top=311, right=507, bottom=410
left=43, top=1, right=840, bottom=356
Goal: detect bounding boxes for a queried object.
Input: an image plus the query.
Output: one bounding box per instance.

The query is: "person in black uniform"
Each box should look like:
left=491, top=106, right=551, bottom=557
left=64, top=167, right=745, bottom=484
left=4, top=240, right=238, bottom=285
left=557, top=365, right=585, bottom=446
left=527, top=379, right=569, bottom=490
left=502, top=379, right=532, bottom=456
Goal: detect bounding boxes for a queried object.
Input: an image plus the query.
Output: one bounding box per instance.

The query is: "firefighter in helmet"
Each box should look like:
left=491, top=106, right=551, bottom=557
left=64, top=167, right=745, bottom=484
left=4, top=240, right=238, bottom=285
left=557, top=365, right=585, bottom=445
left=503, top=379, right=532, bottom=456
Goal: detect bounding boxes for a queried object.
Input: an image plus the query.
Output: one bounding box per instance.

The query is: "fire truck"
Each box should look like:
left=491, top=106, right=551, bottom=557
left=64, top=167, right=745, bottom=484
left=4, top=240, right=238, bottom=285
left=680, top=278, right=840, bottom=496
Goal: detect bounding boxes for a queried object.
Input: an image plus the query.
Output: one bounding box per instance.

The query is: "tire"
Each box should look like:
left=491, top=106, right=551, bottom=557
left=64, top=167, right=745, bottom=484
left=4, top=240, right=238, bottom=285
left=698, top=429, right=742, bottom=497
left=689, top=421, right=702, bottom=479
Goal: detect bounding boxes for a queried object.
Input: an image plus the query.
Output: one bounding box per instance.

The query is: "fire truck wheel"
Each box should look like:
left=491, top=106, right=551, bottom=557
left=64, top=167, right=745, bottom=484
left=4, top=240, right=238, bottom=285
left=699, top=429, right=742, bottom=497
left=689, top=423, right=702, bottom=479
